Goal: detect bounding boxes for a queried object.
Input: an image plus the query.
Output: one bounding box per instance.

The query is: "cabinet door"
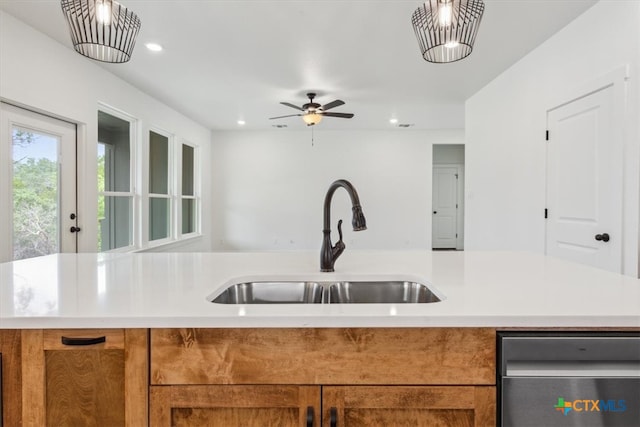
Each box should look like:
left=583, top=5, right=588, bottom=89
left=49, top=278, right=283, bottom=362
left=150, top=385, right=321, bottom=427
left=21, top=329, right=147, bottom=427
left=323, top=386, right=495, bottom=427
left=0, top=330, right=21, bottom=427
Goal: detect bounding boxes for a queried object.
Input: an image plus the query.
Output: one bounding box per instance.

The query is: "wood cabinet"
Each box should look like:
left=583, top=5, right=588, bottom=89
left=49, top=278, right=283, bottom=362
left=20, top=329, right=148, bottom=427
left=150, top=328, right=496, bottom=426
left=149, top=384, right=494, bottom=427
left=151, top=385, right=321, bottom=426
left=0, top=330, right=21, bottom=427
left=151, top=328, right=496, bottom=385
left=323, top=386, right=495, bottom=427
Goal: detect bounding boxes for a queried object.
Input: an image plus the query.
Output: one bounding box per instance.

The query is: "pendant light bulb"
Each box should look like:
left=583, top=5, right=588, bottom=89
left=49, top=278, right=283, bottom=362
left=96, top=0, right=112, bottom=25
left=438, top=1, right=453, bottom=27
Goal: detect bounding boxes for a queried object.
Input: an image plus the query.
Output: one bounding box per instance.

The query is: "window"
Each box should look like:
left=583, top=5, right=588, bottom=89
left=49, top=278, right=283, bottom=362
left=180, top=143, right=198, bottom=235
left=145, top=131, right=200, bottom=245
left=98, top=109, right=134, bottom=252
left=95, top=106, right=200, bottom=251
left=148, top=130, right=171, bottom=242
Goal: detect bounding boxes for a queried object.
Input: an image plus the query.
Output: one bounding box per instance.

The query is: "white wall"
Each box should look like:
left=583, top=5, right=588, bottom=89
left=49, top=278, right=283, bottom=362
left=465, top=1, right=640, bottom=276
left=433, top=144, right=464, bottom=164
left=0, top=11, right=213, bottom=252
left=211, top=129, right=463, bottom=251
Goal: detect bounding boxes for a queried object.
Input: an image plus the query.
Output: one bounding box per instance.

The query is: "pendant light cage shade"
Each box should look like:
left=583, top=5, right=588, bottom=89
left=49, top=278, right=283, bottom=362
left=60, top=0, right=141, bottom=63
left=412, top=0, right=484, bottom=63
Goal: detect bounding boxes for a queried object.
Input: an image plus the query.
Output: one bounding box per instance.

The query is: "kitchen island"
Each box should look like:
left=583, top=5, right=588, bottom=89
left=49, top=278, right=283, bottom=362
left=1, top=250, right=639, bottom=328
left=1, top=251, right=639, bottom=426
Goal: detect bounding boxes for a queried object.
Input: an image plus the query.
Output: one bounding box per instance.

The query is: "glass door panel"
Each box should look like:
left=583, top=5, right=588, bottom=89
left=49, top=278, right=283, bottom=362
left=12, top=128, right=61, bottom=259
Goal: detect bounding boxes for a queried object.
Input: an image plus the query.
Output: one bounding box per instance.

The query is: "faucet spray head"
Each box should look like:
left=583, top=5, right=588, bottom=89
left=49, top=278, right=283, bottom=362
left=352, top=205, right=367, bottom=231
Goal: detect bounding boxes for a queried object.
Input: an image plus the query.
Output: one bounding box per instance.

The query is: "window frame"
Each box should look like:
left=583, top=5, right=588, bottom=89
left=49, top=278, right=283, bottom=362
left=145, top=127, right=174, bottom=247
left=177, top=139, right=200, bottom=238
left=97, top=104, right=137, bottom=253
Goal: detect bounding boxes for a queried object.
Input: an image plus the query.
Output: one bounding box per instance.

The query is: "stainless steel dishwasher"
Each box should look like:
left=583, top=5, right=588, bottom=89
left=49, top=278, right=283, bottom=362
left=498, top=332, right=640, bottom=427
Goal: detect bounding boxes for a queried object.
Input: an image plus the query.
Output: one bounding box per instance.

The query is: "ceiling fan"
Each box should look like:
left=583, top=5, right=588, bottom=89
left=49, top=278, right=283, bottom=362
left=269, top=93, right=355, bottom=126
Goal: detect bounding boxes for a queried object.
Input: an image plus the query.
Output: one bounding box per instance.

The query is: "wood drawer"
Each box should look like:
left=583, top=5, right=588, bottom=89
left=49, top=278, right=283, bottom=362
left=151, top=328, right=496, bottom=386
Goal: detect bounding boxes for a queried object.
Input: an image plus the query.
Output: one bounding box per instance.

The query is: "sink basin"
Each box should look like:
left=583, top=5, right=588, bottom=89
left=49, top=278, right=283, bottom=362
left=209, top=278, right=442, bottom=304
left=211, top=281, right=324, bottom=304
left=328, top=281, right=441, bottom=304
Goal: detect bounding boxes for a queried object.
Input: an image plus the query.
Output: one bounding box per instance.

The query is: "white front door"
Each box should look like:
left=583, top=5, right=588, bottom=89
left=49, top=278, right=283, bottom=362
left=0, top=103, right=78, bottom=262
left=432, top=165, right=459, bottom=249
left=545, top=85, right=622, bottom=273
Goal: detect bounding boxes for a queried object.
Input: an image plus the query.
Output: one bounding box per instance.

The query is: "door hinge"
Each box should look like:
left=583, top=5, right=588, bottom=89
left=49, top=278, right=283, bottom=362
left=545, top=130, right=549, bottom=141
left=544, top=208, right=548, bottom=219
left=456, top=233, right=458, bottom=238
left=456, top=203, right=458, bottom=209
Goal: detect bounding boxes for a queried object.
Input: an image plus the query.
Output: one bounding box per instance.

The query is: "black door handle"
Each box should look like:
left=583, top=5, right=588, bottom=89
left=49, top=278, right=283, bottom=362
left=433, top=211, right=437, bottom=214
left=306, top=406, right=314, bottom=427
left=330, top=407, right=337, bottom=427
left=595, top=233, right=610, bottom=242
left=70, top=226, right=81, bottom=233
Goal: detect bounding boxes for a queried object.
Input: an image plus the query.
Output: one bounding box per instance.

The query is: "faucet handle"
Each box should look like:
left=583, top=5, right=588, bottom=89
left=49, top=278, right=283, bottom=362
left=333, top=219, right=346, bottom=258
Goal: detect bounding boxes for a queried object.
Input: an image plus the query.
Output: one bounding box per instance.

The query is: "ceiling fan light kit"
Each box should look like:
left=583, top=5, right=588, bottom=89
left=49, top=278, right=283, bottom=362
left=412, top=0, right=484, bottom=63
left=60, top=0, right=142, bottom=63
left=269, top=93, right=354, bottom=127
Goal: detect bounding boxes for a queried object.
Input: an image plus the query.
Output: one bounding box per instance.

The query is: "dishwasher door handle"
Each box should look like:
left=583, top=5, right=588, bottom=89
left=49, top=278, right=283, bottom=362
left=505, top=361, right=640, bottom=377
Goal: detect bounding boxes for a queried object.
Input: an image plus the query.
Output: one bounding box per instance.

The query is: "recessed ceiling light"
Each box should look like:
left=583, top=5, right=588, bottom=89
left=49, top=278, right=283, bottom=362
left=237, top=120, right=246, bottom=125
left=145, top=43, right=163, bottom=52
left=389, top=118, right=398, bottom=124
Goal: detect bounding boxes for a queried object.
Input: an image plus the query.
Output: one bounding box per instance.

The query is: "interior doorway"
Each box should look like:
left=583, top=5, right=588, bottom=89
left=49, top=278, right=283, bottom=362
left=432, top=145, right=464, bottom=250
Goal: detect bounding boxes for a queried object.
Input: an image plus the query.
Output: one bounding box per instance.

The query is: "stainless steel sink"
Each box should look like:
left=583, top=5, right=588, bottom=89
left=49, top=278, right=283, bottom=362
left=210, top=281, right=324, bottom=304
left=210, top=279, right=442, bottom=304
left=328, top=281, right=441, bottom=304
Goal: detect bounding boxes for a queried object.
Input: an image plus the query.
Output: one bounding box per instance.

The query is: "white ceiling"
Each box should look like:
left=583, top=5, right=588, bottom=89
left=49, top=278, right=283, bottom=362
left=0, top=0, right=598, bottom=130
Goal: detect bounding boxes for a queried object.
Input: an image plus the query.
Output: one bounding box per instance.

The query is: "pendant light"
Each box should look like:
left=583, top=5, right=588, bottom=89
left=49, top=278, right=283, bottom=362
left=60, top=0, right=142, bottom=63
left=411, top=0, right=484, bottom=63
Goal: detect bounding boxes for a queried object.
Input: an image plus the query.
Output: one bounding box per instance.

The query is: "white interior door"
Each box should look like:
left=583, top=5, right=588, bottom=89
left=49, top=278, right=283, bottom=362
left=545, top=85, right=622, bottom=273
left=432, top=165, right=459, bottom=249
left=0, top=103, right=77, bottom=262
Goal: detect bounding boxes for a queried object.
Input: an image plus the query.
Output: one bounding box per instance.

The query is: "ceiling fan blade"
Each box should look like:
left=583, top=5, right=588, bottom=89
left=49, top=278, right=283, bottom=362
left=269, top=114, right=303, bottom=120
left=320, top=100, right=345, bottom=111
left=321, top=112, right=354, bottom=119
left=280, top=102, right=304, bottom=111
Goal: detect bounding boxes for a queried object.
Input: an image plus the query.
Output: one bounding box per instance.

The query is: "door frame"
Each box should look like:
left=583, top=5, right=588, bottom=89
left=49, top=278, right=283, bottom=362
left=544, top=66, right=628, bottom=273
left=0, top=101, right=78, bottom=262
left=432, top=163, right=465, bottom=250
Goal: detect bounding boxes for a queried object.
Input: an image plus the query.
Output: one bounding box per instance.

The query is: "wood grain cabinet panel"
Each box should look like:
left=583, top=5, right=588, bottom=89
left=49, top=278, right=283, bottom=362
left=151, top=328, right=496, bottom=385
left=21, top=329, right=148, bottom=427
left=323, top=386, right=496, bottom=427
left=150, top=385, right=321, bottom=427
left=0, top=330, right=21, bottom=427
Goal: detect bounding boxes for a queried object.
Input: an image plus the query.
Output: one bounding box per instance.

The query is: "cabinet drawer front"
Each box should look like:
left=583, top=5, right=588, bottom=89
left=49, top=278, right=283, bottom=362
left=43, top=329, right=124, bottom=350
left=151, top=328, right=496, bottom=385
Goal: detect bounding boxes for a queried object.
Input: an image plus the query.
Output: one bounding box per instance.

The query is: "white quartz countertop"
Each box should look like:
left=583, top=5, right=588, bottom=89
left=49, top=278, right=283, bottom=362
left=0, top=250, right=639, bottom=329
